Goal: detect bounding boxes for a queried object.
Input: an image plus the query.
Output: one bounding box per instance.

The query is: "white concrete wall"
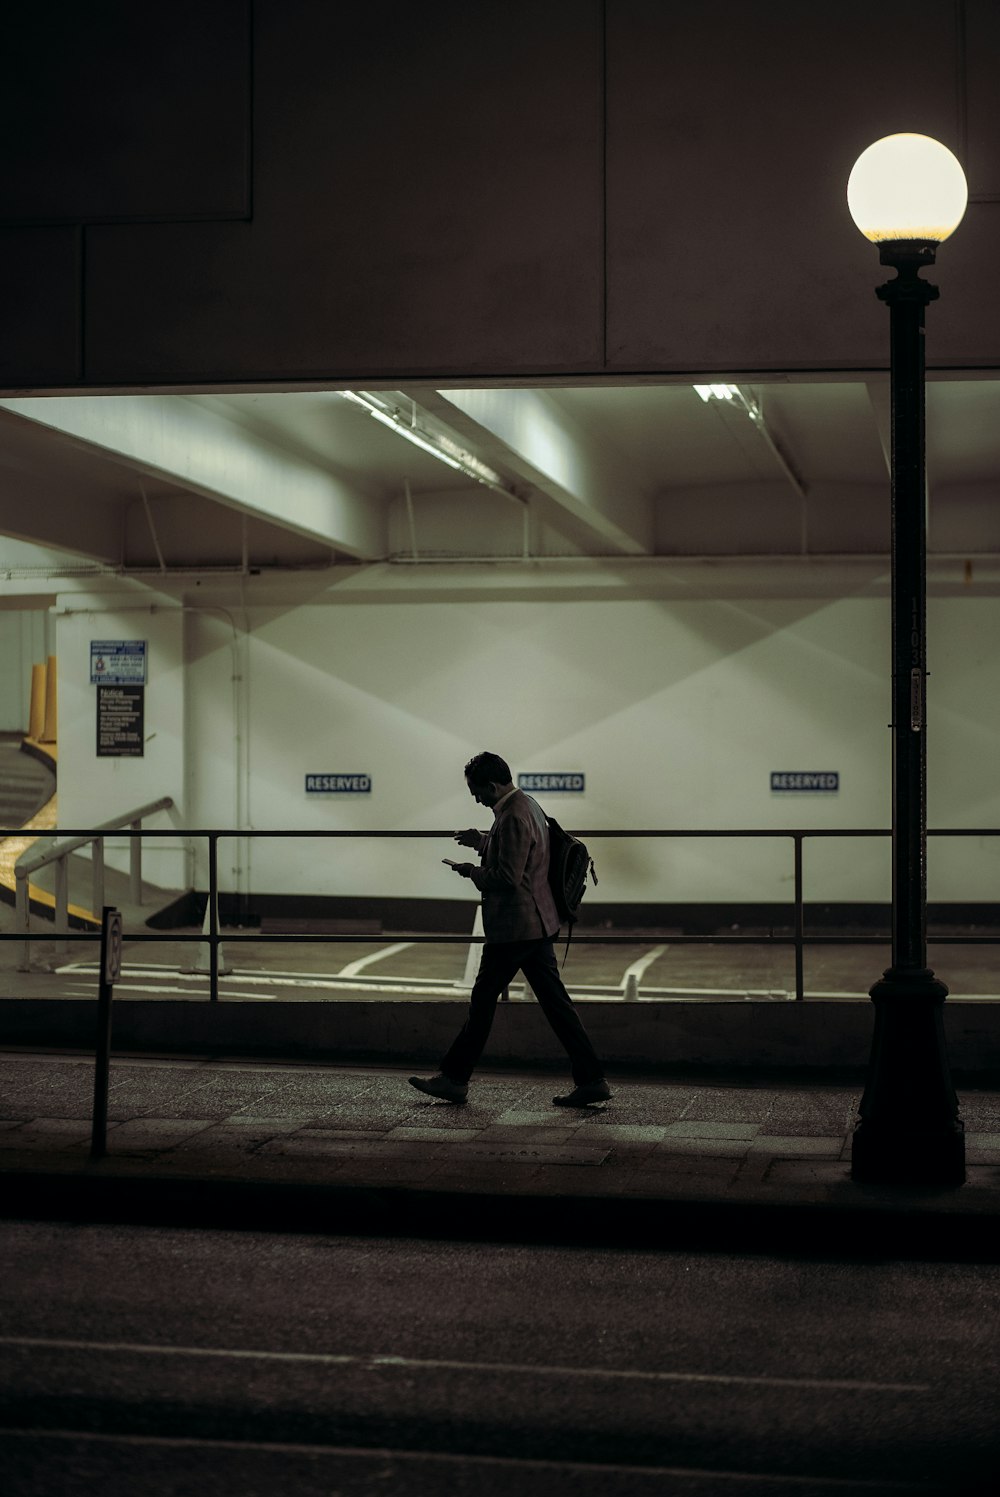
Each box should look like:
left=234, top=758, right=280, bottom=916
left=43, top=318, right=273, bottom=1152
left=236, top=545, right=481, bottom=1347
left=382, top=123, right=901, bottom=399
left=178, top=588, right=984, bottom=907
left=47, top=580, right=1000, bottom=909
left=0, top=609, right=52, bottom=733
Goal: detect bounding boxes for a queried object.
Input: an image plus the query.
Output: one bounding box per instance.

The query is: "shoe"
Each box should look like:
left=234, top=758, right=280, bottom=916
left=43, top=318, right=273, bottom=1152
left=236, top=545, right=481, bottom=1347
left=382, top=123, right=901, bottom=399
left=408, top=1073, right=469, bottom=1104
left=553, top=1079, right=612, bottom=1107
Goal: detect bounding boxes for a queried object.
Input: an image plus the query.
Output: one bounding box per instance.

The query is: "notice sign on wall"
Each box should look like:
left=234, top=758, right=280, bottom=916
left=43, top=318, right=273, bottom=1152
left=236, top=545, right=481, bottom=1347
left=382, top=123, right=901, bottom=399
left=97, top=685, right=145, bottom=757
left=770, top=771, right=839, bottom=792
left=518, top=773, right=585, bottom=793
left=91, top=640, right=147, bottom=685
left=305, top=774, right=371, bottom=793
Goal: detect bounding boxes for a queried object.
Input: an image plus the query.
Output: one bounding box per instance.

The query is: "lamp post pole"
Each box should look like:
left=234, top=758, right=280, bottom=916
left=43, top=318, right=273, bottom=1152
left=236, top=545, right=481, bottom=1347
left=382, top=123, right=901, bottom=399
left=850, top=240, right=964, bottom=1185
left=846, top=134, right=968, bottom=1186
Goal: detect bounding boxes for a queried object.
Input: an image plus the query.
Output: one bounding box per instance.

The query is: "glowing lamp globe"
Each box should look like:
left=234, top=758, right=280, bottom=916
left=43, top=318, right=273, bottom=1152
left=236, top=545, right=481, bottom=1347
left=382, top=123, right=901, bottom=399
left=847, top=133, right=968, bottom=244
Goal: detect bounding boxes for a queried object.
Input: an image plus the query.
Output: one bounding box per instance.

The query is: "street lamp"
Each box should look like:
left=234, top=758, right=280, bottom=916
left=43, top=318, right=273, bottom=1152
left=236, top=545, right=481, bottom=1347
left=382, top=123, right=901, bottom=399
left=847, top=133, right=968, bottom=1185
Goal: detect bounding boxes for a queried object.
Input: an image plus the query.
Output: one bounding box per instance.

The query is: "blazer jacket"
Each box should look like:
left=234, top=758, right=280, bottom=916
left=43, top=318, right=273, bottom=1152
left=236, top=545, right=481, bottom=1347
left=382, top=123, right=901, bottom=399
left=468, top=789, right=560, bottom=943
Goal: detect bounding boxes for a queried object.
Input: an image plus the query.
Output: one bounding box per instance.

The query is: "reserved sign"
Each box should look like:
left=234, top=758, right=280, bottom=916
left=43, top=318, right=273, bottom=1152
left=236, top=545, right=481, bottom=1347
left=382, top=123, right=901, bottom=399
left=519, top=773, right=585, bottom=792
left=305, top=774, right=371, bottom=793
left=770, top=771, right=839, bottom=792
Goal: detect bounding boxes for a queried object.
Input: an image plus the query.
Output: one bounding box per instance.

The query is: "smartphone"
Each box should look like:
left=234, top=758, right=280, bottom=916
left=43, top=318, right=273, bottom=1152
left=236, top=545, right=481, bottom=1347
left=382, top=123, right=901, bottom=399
left=442, top=858, right=460, bottom=868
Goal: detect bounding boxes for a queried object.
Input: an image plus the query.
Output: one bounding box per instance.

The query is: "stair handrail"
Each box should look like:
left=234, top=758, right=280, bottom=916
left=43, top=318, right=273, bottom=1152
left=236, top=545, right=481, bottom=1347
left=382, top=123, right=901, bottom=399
left=16, top=797, right=175, bottom=876
left=15, top=795, right=175, bottom=969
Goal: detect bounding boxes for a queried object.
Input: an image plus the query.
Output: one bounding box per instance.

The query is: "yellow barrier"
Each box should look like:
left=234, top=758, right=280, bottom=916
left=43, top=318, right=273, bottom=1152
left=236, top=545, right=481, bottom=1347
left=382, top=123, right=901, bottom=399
left=41, top=654, right=57, bottom=743
left=28, top=663, right=46, bottom=741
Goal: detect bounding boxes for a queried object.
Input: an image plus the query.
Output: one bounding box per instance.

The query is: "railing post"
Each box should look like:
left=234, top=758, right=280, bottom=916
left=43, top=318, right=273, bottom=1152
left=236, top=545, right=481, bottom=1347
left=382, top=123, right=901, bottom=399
left=192, top=835, right=230, bottom=984
left=130, top=820, right=142, bottom=905
left=92, top=836, right=105, bottom=921
left=54, top=855, right=69, bottom=957
left=793, top=834, right=805, bottom=1002
left=15, top=868, right=32, bottom=972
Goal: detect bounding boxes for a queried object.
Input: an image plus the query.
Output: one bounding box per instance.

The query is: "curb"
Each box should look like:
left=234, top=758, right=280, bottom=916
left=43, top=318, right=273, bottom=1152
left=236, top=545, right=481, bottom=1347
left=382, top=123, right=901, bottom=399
left=3, top=1161, right=1000, bottom=1260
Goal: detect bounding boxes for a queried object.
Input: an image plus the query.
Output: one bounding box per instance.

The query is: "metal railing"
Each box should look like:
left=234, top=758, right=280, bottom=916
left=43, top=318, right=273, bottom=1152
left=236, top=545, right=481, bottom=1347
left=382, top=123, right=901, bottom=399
left=11, top=797, right=174, bottom=965
left=3, top=822, right=1000, bottom=1002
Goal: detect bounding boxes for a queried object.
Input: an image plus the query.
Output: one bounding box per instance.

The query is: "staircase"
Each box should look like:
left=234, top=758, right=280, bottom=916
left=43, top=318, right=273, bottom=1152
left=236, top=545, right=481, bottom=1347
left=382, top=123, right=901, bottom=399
left=0, top=734, right=55, bottom=828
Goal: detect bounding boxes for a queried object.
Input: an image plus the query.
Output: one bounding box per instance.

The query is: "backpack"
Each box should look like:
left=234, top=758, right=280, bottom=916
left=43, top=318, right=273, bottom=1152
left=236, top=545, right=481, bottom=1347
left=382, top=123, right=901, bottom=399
left=545, top=816, right=598, bottom=963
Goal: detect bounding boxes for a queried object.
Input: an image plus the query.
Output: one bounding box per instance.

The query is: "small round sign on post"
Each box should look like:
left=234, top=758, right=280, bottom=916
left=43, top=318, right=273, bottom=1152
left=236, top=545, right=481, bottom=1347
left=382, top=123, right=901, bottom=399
left=103, top=909, right=123, bottom=984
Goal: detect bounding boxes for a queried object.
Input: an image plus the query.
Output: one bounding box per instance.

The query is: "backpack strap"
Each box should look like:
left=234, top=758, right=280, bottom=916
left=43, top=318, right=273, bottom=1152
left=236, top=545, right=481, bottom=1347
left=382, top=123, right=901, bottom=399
left=561, top=914, right=575, bottom=968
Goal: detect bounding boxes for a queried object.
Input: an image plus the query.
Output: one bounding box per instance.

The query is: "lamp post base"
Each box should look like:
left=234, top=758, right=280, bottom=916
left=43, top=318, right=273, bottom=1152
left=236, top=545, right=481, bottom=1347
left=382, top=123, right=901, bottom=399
left=851, top=967, right=965, bottom=1186
left=851, top=1117, right=965, bottom=1186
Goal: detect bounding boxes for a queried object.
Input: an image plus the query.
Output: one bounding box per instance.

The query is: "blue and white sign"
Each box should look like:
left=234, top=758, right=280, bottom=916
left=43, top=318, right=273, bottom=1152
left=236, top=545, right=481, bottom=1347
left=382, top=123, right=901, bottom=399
left=518, top=773, right=585, bottom=793
left=771, top=771, right=839, bottom=793
left=305, top=773, right=371, bottom=793
left=90, top=640, right=147, bottom=685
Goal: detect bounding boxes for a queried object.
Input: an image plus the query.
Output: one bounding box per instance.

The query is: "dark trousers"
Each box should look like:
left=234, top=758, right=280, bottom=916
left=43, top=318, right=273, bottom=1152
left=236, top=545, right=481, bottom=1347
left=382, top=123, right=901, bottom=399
left=441, top=936, right=604, bottom=1086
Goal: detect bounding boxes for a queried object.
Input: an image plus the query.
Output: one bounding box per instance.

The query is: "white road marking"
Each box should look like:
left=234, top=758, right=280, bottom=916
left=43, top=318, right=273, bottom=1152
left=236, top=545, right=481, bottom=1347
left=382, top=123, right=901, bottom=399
left=0, top=1336, right=929, bottom=1393
left=56, top=961, right=436, bottom=990
left=60, top=959, right=991, bottom=1002
left=67, top=981, right=463, bottom=1000
left=0, top=1428, right=926, bottom=1489
left=620, top=945, right=668, bottom=990
left=49, top=961, right=745, bottom=1000
left=326, top=942, right=413, bottom=978
left=50, top=982, right=276, bottom=1001
left=52, top=960, right=458, bottom=998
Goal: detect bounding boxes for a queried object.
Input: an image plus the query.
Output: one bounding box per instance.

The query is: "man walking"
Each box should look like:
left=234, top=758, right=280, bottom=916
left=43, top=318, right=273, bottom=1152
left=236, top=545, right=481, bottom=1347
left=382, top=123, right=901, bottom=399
left=409, top=752, right=611, bottom=1107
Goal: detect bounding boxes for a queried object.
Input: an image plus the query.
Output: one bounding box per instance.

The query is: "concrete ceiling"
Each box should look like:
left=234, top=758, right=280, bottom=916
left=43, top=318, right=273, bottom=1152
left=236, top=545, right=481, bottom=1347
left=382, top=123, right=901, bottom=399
left=1, top=377, right=999, bottom=578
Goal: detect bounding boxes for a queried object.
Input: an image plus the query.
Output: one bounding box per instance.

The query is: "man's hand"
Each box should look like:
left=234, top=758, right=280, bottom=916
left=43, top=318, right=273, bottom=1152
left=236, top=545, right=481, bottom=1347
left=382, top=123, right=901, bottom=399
left=453, top=828, right=483, bottom=849
left=448, top=862, right=476, bottom=878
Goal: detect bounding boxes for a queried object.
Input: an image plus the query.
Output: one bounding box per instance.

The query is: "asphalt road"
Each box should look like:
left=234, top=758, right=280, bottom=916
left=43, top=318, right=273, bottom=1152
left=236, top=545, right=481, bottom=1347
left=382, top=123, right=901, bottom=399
left=1, top=1222, right=998, bottom=1495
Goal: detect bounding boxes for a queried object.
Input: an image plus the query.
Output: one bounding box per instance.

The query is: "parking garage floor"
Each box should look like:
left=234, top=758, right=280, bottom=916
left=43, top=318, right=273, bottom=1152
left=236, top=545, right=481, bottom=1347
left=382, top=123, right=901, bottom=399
left=4, top=919, right=1000, bottom=1005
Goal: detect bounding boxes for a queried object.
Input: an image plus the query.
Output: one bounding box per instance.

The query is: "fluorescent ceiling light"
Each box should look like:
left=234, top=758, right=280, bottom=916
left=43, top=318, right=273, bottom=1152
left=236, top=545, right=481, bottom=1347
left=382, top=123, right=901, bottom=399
left=337, top=391, right=517, bottom=499
left=361, top=403, right=465, bottom=471
left=693, top=383, right=740, bottom=402
left=694, top=383, right=763, bottom=424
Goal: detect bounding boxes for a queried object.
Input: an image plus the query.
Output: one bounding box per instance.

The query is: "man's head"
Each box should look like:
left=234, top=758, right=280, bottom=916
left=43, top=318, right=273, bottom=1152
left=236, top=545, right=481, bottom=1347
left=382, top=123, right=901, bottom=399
left=465, top=751, right=514, bottom=808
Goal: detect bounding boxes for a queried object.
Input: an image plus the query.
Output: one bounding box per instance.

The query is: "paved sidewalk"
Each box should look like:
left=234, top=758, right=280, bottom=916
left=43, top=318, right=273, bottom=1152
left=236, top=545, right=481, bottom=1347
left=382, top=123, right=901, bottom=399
left=2, top=1050, right=999, bottom=1255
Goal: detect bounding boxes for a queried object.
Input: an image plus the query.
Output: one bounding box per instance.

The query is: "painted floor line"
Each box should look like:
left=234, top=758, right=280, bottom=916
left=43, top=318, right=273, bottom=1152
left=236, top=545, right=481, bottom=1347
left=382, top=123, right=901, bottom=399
left=47, top=980, right=481, bottom=1001
left=0, top=1427, right=925, bottom=1489
left=0, top=1336, right=930, bottom=1394
left=48, top=965, right=643, bottom=1000
left=73, top=984, right=275, bottom=1000
left=53, top=960, right=449, bottom=991
left=50, top=963, right=747, bottom=999
left=43, top=963, right=1000, bottom=1002
left=337, top=942, right=415, bottom=978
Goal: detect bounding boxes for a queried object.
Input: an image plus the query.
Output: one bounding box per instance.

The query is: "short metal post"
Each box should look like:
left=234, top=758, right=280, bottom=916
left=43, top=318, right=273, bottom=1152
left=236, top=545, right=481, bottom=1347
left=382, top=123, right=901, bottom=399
left=54, top=855, right=69, bottom=956
left=209, top=834, right=219, bottom=1003
left=92, top=836, right=105, bottom=921
left=129, top=820, right=142, bottom=905
left=793, top=835, right=805, bottom=1002
left=91, top=906, right=122, bottom=1159
left=15, top=869, right=32, bottom=972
